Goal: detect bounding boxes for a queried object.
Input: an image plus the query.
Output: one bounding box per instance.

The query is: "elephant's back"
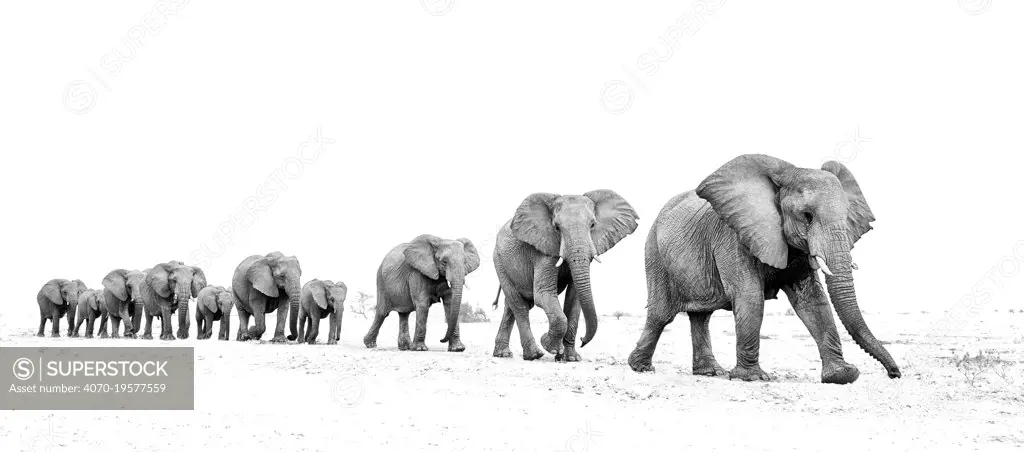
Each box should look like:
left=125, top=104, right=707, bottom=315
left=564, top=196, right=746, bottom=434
left=650, top=190, right=735, bottom=301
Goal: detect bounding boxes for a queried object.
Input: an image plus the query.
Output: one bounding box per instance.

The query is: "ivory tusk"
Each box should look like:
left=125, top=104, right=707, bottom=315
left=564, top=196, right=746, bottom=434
left=815, top=256, right=833, bottom=277
left=555, top=257, right=564, bottom=267
left=592, top=255, right=602, bottom=264
left=851, top=262, right=858, bottom=271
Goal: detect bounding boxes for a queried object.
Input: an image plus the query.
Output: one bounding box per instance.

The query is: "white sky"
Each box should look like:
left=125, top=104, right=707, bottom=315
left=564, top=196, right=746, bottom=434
left=3, top=1, right=1024, bottom=324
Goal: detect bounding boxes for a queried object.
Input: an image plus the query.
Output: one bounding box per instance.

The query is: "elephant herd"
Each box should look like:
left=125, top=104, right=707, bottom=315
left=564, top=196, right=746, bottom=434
left=32, top=154, right=902, bottom=385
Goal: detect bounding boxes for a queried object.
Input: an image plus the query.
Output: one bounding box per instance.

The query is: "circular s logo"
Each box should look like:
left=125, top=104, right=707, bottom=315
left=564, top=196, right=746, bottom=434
left=13, top=357, right=35, bottom=381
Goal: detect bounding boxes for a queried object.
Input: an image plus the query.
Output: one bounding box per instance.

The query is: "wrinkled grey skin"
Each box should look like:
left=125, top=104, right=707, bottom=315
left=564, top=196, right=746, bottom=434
left=36, top=279, right=86, bottom=337
left=101, top=269, right=146, bottom=338
left=72, top=289, right=105, bottom=338
left=136, top=261, right=207, bottom=341
left=296, top=279, right=347, bottom=345
left=195, top=285, right=234, bottom=340
left=363, top=235, right=480, bottom=352
left=628, top=154, right=901, bottom=384
left=492, top=190, right=638, bottom=361
left=232, top=252, right=302, bottom=342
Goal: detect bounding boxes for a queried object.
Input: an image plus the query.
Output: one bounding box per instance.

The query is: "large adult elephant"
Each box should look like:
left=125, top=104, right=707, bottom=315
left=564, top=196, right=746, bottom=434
left=136, top=261, right=207, bottom=340
left=492, top=190, right=639, bottom=361
left=100, top=269, right=146, bottom=338
left=232, top=252, right=302, bottom=342
left=627, top=154, right=901, bottom=384
left=35, top=279, right=86, bottom=337
left=363, top=235, right=480, bottom=352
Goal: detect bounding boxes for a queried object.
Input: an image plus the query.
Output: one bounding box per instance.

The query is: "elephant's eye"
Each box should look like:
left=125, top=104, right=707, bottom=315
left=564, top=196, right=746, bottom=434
left=803, top=212, right=813, bottom=223
left=590, top=220, right=597, bottom=229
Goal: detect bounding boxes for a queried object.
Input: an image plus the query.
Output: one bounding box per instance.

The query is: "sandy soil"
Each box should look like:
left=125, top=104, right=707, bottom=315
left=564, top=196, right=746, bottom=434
left=1, top=307, right=1022, bottom=451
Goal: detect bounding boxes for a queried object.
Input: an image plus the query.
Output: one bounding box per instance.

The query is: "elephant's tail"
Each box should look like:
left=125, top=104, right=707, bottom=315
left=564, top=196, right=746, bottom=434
left=491, top=286, right=501, bottom=310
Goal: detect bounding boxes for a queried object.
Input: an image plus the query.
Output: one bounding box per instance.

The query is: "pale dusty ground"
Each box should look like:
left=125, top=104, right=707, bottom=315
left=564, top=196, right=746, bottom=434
left=1, top=307, right=1022, bottom=451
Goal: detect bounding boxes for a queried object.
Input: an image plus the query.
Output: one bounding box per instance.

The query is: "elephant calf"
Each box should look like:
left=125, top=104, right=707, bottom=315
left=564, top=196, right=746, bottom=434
left=36, top=279, right=86, bottom=337
left=296, top=279, right=347, bottom=345
left=195, top=286, right=234, bottom=340
left=363, top=235, right=480, bottom=352
left=73, top=290, right=106, bottom=338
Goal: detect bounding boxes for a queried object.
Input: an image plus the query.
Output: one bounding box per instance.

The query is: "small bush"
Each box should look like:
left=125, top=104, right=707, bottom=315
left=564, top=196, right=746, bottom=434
left=784, top=308, right=796, bottom=316
left=951, top=349, right=1011, bottom=387
left=459, top=304, right=490, bottom=323
left=1010, top=309, right=1017, bottom=314
left=612, top=311, right=630, bottom=320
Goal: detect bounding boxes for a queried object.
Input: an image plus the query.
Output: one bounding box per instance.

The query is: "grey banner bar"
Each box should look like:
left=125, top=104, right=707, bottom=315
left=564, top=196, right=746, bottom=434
left=0, top=347, right=194, bottom=410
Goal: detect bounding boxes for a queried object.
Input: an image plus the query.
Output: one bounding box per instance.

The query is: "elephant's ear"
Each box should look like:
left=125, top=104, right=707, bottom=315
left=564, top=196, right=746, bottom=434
left=146, top=264, right=174, bottom=298
left=821, top=160, right=876, bottom=245
left=42, top=280, right=64, bottom=305
left=510, top=193, right=560, bottom=256
left=102, top=269, right=129, bottom=301
left=247, top=258, right=279, bottom=298
left=584, top=189, right=640, bottom=255
left=696, top=154, right=796, bottom=269
left=308, top=280, right=329, bottom=310
left=331, top=282, right=348, bottom=306
left=200, top=289, right=219, bottom=313
left=190, top=267, right=208, bottom=298
left=404, top=235, right=441, bottom=280
left=87, top=292, right=99, bottom=311
left=458, top=238, right=481, bottom=274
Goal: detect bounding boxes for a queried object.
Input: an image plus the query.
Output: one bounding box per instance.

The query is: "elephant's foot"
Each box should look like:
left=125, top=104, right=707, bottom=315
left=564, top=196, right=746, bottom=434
left=270, top=334, right=288, bottom=343
left=177, top=331, right=189, bottom=340
left=447, top=338, right=465, bottom=353
left=36, top=332, right=45, bottom=338
left=327, top=338, right=337, bottom=345
left=397, top=335, right=411, bottom=351
left=141, top=333, right=153, bottom=340
left=555, top=346, right=582, bottom=362
left=363, top=335, right=377, bottom=349
left=540, top=332, right=564, bottom=356
left=50, top=333, right=60, bottom=338
left=821, top=360, right=860, bottom=385
left=493, top=343, right=513, bottom=358
left=160, top=334, right=175, bottom=341
left=123, top=332, right=135, bottom=339
left=84, top=333, right=94, bottom=339
left=102, top=332, right=112, bottom=339
left=729, top=364, right=773, bottom=382
left=410, top=341, right=429, bottom=352
left=628, top=349, right=655, bottom=372
left=693, top=356, right=728, bottom=377
left=521, top=344, right=545, bottom=361
left=246, top=327, right=263, bottom=340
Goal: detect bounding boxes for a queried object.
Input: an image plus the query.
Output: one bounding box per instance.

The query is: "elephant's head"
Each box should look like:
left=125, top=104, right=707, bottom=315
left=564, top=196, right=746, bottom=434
left=403, top=235, right=481, bottom=343
left=696, top=154, right=899, bottom=378
left=146, top=262, right=207, bottom=307
left=201, top=285, right=233, bottom=312
left=306, top=279, right=348, bottom=312
left=79, top=290, right=102, bottom=312
left=248, top=252, right=303, bottom=302
left=103, top=269, right=147, bottom=305
left=511, top=190, right=639, bottom=347
left=42, top=279, right=86, bottom=308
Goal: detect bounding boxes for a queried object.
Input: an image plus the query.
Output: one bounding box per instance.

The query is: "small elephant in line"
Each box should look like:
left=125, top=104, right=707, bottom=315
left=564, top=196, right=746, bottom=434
left=136, top=261, right=207, bottom=341
left=36, top=279, right=87, bottom=337
left=627, top=154, right=901, bottom=384
left=364, top=235, right=480, bottom=352
left=101, top=269, right=146, bottom=338
left=73, top=289, right=106, bottom=338
left=296, top=279, right=347, bottom=345
left=232, top=252, right=303, bottom=342
left=195, top=285, right=234, bottom=340
left=492, top=190, right=639, bottom=361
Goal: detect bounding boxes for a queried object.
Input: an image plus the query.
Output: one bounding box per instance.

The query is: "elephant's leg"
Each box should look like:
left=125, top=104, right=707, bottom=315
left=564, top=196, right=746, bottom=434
left=509, top=299, right=543, bottom=361
left=218, top=313, right=230, bottom=341
left=306, top=305, right=321, bottom=345
left=270, top=298, right=289, bottom=343
left=411, top=303, right=431, bottom=352
left=50, top=311, right=61, bottom=338
left=85, top=314, right=95, bottom=339
left=363, top=310, right=389, bottom=348
left=37, top=314, right=47, bottom=337
left=397, top=312, right=411, bottom=350
left=194, top=309, right=205, bottom=339
left=99, top=313, right=110, bottom=338
left=159, top=307, right=175, bottom=341
left=73, top=314, right=84, bottom=338
left=248, top=302, right=267, bottom=341
left=782, top=277, right=859, bottom=385
left=298, top=307, right=309, bottom=344
left=628, top=255, right=676, bottom=372
left=689, top=312, right=726, bottom=376
left=729, top=291, right=772, bottom=381
left=236, top=308, right=251, bottom=341
left=557, top=284, right=582, bottom=362
left=492, top=304, right=516, bottom=358
left=142, top=312, right=155, bottom=340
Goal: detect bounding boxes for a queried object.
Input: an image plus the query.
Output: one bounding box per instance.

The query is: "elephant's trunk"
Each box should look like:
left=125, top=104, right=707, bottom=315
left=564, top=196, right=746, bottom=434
left=566, top=237, right=598, bottom=347
left=440, top=276, right=464, bottom=343
left=287, top=280, right=301, bottom=341
left=178, top=298, right=189, bottom=333
left=817, top=224, right=901, bottom=379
